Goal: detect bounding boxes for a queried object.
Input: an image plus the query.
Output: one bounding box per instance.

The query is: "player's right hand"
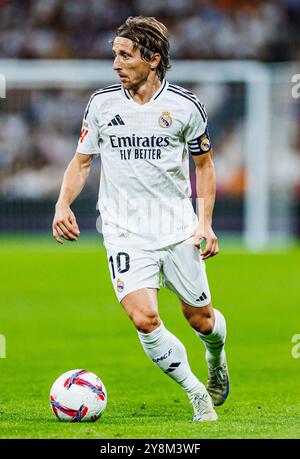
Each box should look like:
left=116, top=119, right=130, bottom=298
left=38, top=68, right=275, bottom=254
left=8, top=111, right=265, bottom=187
left=52, top=205, right=80, bottom=244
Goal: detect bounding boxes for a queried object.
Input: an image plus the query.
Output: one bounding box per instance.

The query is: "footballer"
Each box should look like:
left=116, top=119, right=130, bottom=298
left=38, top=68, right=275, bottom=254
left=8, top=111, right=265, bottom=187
left=52, top=16, right=229, bottom=422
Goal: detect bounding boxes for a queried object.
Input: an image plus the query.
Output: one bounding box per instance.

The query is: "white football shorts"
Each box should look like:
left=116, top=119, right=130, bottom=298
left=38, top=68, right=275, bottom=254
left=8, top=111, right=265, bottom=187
left=105, top=236, right=211, bottom=307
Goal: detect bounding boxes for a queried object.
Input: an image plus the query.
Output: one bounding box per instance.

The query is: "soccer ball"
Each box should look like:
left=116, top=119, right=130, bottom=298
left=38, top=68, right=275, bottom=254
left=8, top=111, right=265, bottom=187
left=50, top=369, right=107, bottom=422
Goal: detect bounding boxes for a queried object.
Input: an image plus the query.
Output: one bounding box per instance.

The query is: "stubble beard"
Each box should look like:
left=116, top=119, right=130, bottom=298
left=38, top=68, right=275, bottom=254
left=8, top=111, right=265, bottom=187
left=123, top=72, right=149, bottom=93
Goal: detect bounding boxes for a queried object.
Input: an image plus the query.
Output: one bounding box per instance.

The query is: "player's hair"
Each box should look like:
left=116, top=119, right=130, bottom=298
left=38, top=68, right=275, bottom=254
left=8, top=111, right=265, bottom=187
left=115, top=16, right=171, bottom=80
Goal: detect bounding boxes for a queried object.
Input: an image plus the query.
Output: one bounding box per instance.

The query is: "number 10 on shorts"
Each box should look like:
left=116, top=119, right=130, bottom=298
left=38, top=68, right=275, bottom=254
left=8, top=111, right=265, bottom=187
left=108, top=252, right=130, bottom=279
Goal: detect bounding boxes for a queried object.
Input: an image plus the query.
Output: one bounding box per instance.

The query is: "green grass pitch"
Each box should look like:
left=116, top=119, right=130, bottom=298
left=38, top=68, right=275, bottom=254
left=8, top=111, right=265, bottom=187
left=0, top=235, right=299, bottom=439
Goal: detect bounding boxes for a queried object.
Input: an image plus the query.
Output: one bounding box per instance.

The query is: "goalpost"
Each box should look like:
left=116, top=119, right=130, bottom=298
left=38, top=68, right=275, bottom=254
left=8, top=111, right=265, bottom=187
left=1, top=59, right=295, bottom=249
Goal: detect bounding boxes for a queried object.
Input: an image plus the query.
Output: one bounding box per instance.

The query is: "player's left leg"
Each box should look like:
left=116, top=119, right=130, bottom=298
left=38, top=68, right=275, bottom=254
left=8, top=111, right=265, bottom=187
left=180, top=300, right=229, bottom=406
left=121, top=288, right=218, bottom=422
left=161, top=237, right=229, bottom=406
left=105, top=242, right=217, bottom=420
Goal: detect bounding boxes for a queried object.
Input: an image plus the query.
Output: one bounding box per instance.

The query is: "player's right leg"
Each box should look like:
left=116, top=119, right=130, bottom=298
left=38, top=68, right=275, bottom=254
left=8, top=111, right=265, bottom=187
left=105, top=243, right=216, bottom=421
left=121, top=287, right=217, bottom=422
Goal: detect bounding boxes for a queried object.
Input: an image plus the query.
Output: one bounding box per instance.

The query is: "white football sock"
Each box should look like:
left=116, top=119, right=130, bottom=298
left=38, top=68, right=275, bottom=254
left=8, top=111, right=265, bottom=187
left=194, top=308, right=227, bottom=367
left=138, top=322, right=206, bottom=398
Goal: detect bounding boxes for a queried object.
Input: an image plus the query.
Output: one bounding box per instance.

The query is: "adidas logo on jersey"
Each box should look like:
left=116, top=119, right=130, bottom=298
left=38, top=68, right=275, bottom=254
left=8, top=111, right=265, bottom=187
left=108, top=114, right=125, bottom=126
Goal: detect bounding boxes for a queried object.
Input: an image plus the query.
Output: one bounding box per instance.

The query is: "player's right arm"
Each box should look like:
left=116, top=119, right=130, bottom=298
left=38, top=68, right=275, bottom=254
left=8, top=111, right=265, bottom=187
left=53, top=92, right=101, bottom=244
left=52, top=152, right=94, bottom=244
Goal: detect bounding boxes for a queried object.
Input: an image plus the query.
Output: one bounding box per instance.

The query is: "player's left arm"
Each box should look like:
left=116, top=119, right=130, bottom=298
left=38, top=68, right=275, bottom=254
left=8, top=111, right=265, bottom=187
left=192, top=150, right=219, bottom=260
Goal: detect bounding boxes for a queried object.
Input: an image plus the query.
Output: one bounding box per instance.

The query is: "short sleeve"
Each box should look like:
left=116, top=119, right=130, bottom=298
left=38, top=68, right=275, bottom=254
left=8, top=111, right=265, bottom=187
left=184, top=101, right=212, bottom=156
left=76, top=94, right=100, bottom=155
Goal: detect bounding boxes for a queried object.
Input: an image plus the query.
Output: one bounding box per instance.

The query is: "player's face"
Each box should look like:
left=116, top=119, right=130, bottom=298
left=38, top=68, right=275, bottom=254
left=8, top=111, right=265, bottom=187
left=112, top=37, right=153, bottom=90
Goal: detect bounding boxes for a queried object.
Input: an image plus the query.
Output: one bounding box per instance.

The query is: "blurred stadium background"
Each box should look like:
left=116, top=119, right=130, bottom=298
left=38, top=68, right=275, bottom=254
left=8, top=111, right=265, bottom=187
left=0, top=0, right=299, bottom=248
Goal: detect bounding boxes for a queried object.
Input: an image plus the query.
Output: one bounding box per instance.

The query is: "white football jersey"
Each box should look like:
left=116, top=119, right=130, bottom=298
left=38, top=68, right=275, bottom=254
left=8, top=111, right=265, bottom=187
left=76, top=80, right=211, bottom=249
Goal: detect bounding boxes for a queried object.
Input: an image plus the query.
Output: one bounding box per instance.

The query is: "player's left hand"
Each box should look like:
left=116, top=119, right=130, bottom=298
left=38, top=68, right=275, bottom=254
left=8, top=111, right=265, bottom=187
left=193, top=225, right=219, bottom=260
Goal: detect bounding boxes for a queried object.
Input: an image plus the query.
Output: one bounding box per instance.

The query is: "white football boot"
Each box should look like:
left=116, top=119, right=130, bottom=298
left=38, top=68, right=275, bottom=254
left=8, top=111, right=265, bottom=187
left=206, top=358, right=230, bottom=406
left=190, top=391, right=218, bottom=422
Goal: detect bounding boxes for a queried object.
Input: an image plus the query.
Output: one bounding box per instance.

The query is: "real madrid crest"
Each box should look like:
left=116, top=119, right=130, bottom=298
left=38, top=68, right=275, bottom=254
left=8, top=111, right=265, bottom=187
left=116, top=278, right=124, bottom=293
left=159, top=111, right=172, bottom=128
left=200, top=135, right=211, bottom=153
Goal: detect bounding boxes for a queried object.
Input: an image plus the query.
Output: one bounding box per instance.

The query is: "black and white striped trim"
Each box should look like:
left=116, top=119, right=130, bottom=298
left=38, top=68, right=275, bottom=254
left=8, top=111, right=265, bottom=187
left=164, top=362, right=181, bottom=373
left=187, top=138, right=209, bottom=156
left=187, top=128, right=211, bottom=156
left=84, top=84, right=122, bottom=119
left=167, top=84, right=207, bottom=122
left=188, top=139, right=201, bottom=154
left=123, top=89, right=131, bottom=100
left=153, top=80, right=167, bottom=100
left=169, top=84, right=207, bottom=117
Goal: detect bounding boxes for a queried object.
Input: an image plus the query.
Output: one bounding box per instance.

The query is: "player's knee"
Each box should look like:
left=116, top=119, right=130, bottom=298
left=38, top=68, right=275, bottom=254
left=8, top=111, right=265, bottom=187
left=132, top=310, right=160, bottom=333
left=188, top=315, right=214, bottom=335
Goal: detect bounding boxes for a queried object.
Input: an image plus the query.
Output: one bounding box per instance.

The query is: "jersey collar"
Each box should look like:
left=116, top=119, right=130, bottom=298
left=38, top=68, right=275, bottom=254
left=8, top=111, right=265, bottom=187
left=122, top=80, right=168, bottom=105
